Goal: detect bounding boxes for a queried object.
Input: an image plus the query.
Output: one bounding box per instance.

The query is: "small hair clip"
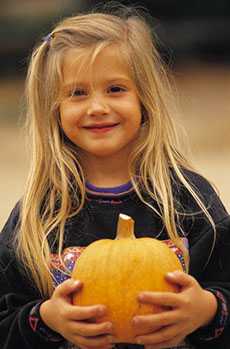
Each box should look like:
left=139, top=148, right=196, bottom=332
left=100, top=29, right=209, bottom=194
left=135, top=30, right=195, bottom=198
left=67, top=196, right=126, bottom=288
left=42, top=33, right=53, bottom=45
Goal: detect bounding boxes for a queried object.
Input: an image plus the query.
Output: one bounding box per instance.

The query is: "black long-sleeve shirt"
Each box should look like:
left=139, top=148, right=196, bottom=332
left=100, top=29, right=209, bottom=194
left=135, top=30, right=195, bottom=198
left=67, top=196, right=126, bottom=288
left=1, top=170, right=230, bottom=349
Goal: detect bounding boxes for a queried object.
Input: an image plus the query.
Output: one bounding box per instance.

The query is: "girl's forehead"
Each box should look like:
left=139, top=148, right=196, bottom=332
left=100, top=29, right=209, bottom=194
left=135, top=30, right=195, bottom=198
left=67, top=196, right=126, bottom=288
left=61, top=45, right=133, bottom=86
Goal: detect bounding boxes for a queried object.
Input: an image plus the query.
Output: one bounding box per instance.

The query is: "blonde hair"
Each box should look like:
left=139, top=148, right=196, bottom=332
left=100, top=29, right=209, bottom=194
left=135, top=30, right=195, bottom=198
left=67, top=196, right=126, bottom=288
left=15, top=3, right=215, bottom=296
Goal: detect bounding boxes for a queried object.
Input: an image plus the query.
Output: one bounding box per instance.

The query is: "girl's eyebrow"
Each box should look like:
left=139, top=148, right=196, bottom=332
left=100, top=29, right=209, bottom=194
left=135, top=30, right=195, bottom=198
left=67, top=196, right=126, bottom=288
left=62, top=82, right=86, bottom=93
left=104, top=76, right=132, bottom=83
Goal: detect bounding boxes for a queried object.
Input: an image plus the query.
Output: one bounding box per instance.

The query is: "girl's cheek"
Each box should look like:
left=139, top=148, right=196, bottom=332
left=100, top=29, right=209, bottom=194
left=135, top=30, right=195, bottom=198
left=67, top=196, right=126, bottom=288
left=61, top=104, right=80, bottom=121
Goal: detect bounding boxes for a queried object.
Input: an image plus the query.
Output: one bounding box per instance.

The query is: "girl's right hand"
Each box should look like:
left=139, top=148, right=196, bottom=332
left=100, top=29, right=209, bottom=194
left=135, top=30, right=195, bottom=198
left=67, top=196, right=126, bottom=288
left=40, top=278, right=115, bottom=349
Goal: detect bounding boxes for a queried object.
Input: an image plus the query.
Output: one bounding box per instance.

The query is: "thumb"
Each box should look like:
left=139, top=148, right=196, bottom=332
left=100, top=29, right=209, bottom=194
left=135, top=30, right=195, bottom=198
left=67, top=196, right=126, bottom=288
left=55, top=278, right=83, bottom=299
left=165, top=270, right=194, bottom=289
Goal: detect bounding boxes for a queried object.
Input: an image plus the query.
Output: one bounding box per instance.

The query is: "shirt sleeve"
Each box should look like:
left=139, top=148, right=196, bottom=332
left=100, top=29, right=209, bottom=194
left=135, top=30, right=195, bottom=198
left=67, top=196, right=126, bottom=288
left=189, top=221, right=230, bottom=349
left=170, top=169, right=230, bottom=348
left=0, top=262, right=64, bottom=349
left=190, top=289, right=228, bottom=341
left=0, top=205, right=63, bottom=349
left=28, top=301, right=64, bottom=342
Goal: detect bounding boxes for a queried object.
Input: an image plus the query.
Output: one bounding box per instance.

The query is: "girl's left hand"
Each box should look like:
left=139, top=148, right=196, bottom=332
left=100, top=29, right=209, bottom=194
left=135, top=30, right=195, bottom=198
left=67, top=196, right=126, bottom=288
left=132, top=270, right=217, bottom=349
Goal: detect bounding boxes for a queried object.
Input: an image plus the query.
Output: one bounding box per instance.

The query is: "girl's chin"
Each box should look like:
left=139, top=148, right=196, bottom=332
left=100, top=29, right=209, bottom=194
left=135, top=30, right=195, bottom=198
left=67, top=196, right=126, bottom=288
left=79, top=147, right=124, bottom=159
left=87, top=151, right=119, bottom=158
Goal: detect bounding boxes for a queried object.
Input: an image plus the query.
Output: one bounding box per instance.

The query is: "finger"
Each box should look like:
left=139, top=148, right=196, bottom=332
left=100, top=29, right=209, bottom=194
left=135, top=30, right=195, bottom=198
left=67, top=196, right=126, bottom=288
left=70, top=304, right=107, bottom=321
left=73, top=334, right=115, bottom=348
left=79, top=343, right=115, bottom=349
left=133, top=310, right=180, bottom=332
left=165, top=271, right=195, bottom=289
left=138, top=291, right=182, bottom=308
left=135, top=322, right=184, bottom=345
left=70, top=320, right=113, bottom=337
left=54, top=278, right=83, bottom=298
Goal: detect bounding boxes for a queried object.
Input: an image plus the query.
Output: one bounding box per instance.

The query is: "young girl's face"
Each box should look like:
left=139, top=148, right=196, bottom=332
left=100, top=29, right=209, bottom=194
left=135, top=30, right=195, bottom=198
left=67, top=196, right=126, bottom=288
left=59, top=45, right=142, bottom=160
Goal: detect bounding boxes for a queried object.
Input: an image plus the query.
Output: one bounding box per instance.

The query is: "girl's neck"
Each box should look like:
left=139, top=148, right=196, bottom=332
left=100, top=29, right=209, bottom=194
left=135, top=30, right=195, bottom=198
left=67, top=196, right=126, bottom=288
left=80, top=153, right=130, bottom=188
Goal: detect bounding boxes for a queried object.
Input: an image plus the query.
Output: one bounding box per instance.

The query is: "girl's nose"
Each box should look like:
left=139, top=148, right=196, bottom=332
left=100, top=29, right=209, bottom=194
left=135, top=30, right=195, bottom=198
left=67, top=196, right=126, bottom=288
left=86, top=95, right=110, bottom=116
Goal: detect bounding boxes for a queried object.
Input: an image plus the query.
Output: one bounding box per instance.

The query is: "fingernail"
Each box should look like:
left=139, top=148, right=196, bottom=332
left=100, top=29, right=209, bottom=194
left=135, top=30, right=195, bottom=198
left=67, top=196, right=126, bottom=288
left=108, top=336, right=115, bottom=343
left=106, top=322, right=113, bottom=330
left=167, top=272, right=175, bottom=277
left=73, top=280, right=81, bottom=286
left=98, top=306, right=106, bottom=314
left=138, top=293, right=145, bottom=301
left=167, top=270, right=181, bottom=277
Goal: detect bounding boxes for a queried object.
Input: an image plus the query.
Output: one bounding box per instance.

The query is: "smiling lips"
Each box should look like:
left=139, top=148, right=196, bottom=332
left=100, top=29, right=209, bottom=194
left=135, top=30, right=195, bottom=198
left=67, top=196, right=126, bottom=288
left=83, top=123, right=119, bottom=133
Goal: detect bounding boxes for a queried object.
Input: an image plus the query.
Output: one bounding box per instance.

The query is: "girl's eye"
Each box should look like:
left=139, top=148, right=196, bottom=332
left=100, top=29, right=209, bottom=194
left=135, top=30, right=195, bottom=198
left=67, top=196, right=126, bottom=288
left=108, top=85, right=126, bottom=93
left=72, top=88, right=88, bottom=97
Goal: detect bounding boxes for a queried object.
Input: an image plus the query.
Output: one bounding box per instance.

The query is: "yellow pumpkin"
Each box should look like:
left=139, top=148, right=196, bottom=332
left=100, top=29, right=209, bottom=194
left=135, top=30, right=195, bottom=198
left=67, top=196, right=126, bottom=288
left=72, top=213, right=183, bottom=343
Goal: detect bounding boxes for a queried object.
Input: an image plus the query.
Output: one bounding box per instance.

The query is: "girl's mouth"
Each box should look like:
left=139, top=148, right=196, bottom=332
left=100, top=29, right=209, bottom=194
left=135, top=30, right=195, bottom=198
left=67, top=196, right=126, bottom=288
left=83, top=123, right=119, bottom=133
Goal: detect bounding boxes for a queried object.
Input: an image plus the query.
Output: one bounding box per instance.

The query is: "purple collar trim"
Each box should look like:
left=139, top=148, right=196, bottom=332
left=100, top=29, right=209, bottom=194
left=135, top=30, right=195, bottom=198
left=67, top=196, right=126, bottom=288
left=85, top=181, right=133, bottom=194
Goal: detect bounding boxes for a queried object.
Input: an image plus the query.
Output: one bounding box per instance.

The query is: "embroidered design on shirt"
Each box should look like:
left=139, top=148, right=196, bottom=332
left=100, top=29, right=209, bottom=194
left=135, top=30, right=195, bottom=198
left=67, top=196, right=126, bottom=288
left=50, top=238, right=188, bottom=286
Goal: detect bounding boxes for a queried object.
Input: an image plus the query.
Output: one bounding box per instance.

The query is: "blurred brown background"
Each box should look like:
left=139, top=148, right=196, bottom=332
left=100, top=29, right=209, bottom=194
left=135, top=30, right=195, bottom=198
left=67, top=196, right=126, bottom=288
left=1, top=0, right=230, bottom=230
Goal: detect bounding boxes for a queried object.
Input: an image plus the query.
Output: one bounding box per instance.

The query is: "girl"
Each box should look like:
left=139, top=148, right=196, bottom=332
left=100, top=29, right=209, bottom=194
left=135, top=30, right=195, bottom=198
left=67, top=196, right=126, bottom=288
left=0, top=3, right=230, bottom=349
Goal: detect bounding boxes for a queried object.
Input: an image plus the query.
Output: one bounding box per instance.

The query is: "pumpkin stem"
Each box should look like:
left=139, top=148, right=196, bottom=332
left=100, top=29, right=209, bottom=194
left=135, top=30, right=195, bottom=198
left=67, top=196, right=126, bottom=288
left=116, top=214, right=136, bottom=240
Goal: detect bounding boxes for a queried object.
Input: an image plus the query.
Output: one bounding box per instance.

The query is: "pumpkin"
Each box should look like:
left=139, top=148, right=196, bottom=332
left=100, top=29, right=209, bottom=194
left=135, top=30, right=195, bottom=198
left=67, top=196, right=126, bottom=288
left=72, top=213, right=183, bottom=343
